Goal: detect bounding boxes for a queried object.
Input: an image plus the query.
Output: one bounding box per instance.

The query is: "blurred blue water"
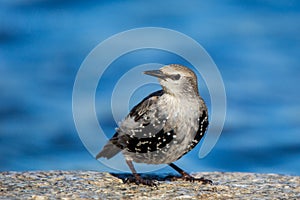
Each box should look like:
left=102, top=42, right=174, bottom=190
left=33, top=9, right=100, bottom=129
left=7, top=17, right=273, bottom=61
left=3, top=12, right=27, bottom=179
left=0, top=0, right=300, bottom=175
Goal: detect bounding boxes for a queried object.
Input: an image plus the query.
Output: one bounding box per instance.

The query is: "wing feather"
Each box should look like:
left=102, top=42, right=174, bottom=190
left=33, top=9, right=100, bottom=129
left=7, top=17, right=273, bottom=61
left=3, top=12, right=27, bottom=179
left=96, top=90, right=164, bottom=159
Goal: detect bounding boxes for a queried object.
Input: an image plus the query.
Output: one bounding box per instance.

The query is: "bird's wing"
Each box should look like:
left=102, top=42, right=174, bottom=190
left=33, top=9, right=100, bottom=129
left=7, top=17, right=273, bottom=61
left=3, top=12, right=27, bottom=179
left=128, top=90, right=164, bottom=122
left=179, top=109, right=209, bottom=158
left=96, top=90, right=169, bottom=159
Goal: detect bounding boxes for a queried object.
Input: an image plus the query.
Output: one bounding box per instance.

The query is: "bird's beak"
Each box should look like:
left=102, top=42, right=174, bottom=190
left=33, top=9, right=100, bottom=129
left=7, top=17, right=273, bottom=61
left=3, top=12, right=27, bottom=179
left=143, top=70, right=167, bottom=80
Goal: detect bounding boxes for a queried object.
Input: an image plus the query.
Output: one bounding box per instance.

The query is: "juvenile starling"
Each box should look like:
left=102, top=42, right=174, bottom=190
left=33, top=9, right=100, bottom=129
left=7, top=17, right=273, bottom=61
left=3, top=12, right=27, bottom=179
left=96, top=64, right=211, bottom=186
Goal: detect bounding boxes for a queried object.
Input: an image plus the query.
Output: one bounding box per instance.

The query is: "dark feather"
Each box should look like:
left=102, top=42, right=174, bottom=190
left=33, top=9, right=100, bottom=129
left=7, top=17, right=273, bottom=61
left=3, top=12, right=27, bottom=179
left=189, top=110, right=209, bottom=150
left=129, top=90, right=164, bottom=122
left=177, top=110, right=209, bottom=159
left=125, top=129, right=175, bottom=153
left=96, top=90, right=165, bottom=159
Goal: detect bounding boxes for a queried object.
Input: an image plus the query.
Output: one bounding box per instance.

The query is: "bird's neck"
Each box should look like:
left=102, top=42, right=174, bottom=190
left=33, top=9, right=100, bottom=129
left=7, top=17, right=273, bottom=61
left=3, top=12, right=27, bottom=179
left=162, top=86, right=199, bottom=100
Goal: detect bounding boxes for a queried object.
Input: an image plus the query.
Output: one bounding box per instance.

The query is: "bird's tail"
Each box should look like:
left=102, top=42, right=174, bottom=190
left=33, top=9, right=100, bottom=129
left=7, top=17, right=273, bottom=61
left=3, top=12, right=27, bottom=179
left=96, top=141, right=122, bottom=160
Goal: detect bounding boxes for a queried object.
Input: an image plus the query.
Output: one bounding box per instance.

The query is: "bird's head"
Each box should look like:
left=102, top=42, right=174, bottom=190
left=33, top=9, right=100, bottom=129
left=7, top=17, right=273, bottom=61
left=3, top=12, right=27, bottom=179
left=144, top=64, right=199, bottom=97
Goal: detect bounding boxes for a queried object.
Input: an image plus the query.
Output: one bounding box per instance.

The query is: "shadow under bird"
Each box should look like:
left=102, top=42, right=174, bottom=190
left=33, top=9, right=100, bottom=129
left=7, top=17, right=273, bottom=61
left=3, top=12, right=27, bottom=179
left=96, top=64, right=211, bottom=186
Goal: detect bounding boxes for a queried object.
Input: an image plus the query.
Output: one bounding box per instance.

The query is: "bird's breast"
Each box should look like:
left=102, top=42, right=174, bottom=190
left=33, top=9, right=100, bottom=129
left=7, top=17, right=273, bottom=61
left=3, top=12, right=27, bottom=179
left=157, top=95, right=202, bottom=140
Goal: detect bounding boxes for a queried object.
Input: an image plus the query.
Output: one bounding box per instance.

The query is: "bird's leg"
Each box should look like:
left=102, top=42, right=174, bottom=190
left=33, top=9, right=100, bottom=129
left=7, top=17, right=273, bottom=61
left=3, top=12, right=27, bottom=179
left=124, top=160, right=157, bottom=187
left=167, top=163, right=212, bottom=184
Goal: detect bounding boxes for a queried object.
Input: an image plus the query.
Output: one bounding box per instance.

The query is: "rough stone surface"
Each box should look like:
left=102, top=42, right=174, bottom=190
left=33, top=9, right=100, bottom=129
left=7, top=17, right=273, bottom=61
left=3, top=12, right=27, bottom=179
left=0, top=171, right=299, bottom=199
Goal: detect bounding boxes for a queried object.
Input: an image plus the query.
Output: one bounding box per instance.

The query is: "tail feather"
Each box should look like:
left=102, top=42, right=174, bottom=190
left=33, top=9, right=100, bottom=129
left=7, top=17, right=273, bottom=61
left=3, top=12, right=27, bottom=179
left=96, top=141, right=122, bottom=159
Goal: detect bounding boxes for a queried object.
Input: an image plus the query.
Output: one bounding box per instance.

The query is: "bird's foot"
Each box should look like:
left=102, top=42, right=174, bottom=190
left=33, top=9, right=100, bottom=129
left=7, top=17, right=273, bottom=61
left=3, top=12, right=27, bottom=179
left=124, top=175, right=158, bottom=187
left=164, top=173, right=212, bottom=185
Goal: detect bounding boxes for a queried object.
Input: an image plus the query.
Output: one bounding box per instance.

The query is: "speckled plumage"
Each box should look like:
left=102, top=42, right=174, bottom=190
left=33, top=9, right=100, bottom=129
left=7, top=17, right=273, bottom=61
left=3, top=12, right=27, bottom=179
left=96, top=64, right=210, bottom=186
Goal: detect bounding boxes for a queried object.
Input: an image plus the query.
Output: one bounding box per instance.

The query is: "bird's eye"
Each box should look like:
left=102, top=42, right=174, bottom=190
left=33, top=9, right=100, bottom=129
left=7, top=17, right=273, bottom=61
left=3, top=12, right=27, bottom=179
left=170, top=74, right=181, bottom=80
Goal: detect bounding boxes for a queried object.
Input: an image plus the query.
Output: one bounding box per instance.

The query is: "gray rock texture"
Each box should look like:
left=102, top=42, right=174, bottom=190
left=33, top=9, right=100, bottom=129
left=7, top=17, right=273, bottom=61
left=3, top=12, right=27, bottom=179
left=0, top=171, right=299, bottom=199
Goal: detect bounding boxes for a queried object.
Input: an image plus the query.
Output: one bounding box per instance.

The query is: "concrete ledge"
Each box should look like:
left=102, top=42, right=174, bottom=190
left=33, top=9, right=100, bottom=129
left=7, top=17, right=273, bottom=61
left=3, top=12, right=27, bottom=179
left=0, top=171, right=299, bottom=199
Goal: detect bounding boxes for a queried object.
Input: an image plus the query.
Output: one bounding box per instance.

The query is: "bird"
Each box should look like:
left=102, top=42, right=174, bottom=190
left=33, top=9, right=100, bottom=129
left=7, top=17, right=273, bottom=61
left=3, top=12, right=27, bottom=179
left=96, top=64, right=211, bottom=186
